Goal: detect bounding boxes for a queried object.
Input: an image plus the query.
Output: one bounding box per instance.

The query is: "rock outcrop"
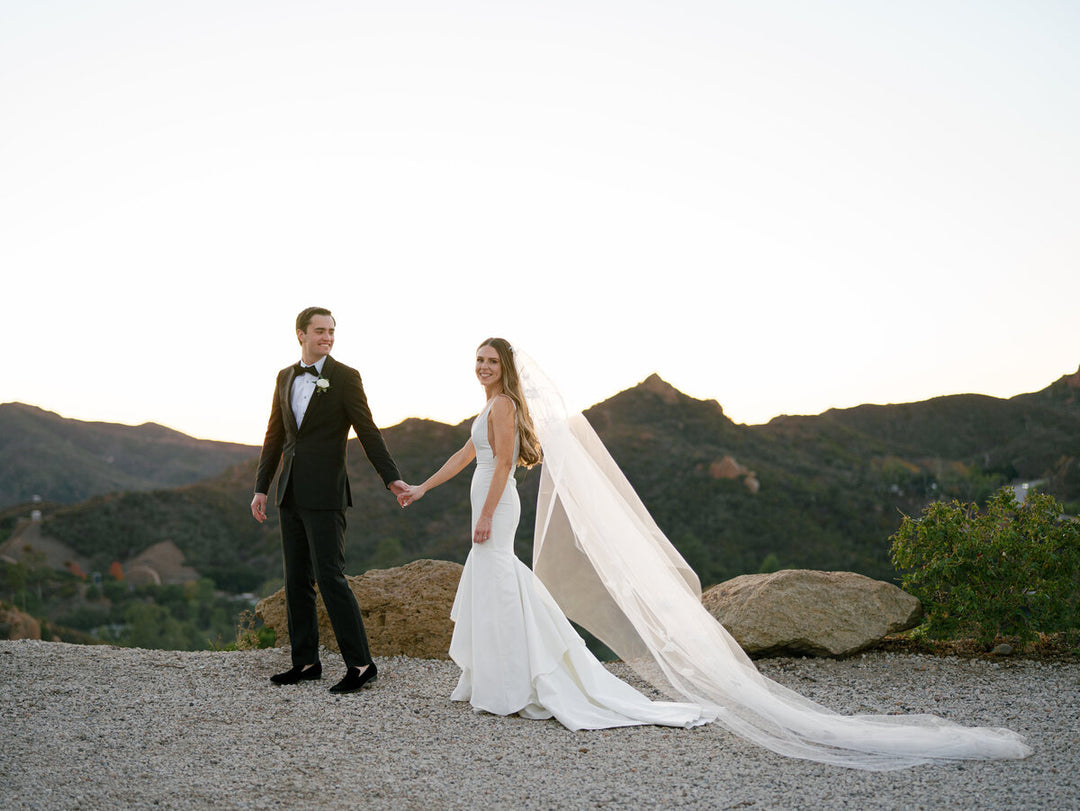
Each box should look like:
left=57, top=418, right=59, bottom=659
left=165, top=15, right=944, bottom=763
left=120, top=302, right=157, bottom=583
left=0, top=602, right=42, bottom=640
left=702, top=569, right=922, bottom=657
left=640, top=373, right=683, bottom=405
left=256, top=558, right=463, bottom=659
left=707, top=455, right=760, bottom=493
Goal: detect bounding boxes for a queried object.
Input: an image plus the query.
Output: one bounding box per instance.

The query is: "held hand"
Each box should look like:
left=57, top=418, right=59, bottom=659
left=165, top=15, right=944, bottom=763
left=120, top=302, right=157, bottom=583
left=397, top=484, right=426, bottom=508
left=473, top=514, right=493, bottom=544
left=251, top=493, right=268, bottom=523
left=389, top=480, right=409, bottom=497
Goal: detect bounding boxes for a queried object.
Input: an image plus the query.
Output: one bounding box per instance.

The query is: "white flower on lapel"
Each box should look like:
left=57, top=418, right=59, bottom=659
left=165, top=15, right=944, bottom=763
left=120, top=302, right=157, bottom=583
left=315, top=377, right=330, bottom=395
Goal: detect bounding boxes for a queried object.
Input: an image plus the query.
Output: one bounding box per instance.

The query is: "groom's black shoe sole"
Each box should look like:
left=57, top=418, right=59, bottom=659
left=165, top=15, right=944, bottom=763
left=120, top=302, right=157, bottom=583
left=329, top=662, right=378, bottom=694
left=270, top=662, right=323, bottom=685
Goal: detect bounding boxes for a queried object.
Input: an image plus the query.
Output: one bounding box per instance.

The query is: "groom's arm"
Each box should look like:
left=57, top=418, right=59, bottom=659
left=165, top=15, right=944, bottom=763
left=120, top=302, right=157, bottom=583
left=254, top=373, right=286, bottom=498
left=341, top=366, right=402, bottom=489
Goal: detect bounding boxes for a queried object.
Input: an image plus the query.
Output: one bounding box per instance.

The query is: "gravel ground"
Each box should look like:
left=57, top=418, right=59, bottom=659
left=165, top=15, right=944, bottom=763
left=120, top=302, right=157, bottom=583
left=1, top=639, right=1077, bottom=810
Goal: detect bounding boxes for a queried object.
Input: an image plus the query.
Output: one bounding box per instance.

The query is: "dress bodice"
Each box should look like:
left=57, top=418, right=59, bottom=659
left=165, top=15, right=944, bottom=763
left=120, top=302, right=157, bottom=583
left=471, top=396, right=518, bottom=474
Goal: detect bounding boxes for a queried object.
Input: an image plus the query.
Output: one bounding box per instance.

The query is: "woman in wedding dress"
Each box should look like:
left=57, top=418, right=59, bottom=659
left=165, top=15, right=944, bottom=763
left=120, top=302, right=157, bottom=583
left=400, top=339, right=1031, bottom=769
left=399, top=337, right=712, bottom=730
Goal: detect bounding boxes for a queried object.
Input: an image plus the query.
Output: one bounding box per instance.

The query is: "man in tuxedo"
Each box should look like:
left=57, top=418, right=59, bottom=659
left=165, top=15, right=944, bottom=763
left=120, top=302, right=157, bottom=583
left=251, top=306, right=407, bottom=694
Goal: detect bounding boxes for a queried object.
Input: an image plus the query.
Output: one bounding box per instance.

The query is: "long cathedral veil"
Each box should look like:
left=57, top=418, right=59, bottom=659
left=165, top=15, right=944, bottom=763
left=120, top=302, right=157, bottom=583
left=515, top=348, right=1030, bottom=770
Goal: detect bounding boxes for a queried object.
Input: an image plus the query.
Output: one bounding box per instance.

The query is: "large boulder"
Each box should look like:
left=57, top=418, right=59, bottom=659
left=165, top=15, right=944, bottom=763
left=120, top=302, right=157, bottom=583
left=702, top=569, right=922, bottom=657
left=256, top=558, right=463, bottom=659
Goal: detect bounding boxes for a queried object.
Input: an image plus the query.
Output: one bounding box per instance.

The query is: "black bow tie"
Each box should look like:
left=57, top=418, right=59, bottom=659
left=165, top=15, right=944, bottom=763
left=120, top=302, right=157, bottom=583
left=295, top=364, right=320, bottom=376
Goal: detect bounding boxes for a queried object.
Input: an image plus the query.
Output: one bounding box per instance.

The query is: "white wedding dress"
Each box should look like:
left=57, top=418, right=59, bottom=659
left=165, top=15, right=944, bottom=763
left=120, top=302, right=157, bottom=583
left=449, top=352, right=1032, bottom=770
left=449, top=397, right=714, bottom=730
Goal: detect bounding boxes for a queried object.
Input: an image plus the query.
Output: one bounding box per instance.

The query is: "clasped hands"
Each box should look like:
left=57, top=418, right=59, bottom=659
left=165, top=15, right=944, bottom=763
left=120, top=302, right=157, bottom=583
left=393, top=481, right=424, bottom=508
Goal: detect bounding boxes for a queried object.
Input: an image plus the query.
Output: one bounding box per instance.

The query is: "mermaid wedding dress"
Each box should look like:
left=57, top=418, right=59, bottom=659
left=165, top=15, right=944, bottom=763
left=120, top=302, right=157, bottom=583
left=449, top=352, right=1031, bottom=769
left=449, top=396, right=714, bottom=730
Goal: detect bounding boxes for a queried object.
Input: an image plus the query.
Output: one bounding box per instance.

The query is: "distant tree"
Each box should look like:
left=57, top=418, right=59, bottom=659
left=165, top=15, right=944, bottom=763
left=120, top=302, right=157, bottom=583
left=121, top=602, right=198, bottom=650
left=1, top=559, right=28, bottom=609
left=758, top=552, right=783, bottom=574
left=2, top=547, right=51, bottom=609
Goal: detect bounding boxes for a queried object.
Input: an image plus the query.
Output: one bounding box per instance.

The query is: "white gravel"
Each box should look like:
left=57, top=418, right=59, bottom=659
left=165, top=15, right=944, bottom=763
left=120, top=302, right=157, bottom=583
left=1, top=639, right=1077, bottom=810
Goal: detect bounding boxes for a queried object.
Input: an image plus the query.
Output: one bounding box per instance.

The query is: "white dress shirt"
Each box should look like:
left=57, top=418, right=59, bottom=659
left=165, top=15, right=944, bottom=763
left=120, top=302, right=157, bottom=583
left=291, top=358, right=325, bottom=428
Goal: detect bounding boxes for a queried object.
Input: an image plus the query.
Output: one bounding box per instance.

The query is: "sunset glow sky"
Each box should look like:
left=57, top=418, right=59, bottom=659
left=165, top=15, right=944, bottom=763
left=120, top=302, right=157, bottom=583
left=3, top=1, right=1078, bottom=446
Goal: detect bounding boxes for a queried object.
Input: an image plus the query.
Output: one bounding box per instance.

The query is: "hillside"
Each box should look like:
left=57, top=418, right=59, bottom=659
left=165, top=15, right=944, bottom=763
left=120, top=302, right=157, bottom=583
left=16, top=418, right=475, bottom=593
left=10, top=364, right=1079, bottom=597
left=0, top=403, right=258, bottom=509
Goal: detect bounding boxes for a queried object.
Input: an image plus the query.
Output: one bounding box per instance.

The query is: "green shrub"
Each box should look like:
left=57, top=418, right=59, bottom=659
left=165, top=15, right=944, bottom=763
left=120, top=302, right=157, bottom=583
left=890, top=488, right=1080, bottom=647
left=217, top=609, right=276, bottom=651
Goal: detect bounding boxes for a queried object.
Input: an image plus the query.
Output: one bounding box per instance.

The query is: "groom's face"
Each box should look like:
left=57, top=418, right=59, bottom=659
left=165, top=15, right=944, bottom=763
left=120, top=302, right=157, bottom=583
left=298, top=315, right=335, bottom=360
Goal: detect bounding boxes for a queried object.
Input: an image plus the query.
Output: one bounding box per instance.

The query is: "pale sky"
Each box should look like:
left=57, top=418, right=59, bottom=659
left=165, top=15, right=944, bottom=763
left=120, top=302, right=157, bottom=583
left=3, top=1, right=1077, bottom=446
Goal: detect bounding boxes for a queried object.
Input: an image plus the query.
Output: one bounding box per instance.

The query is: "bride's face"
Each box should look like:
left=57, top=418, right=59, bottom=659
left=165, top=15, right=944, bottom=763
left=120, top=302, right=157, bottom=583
left=476, top=345, right=502, bottom=389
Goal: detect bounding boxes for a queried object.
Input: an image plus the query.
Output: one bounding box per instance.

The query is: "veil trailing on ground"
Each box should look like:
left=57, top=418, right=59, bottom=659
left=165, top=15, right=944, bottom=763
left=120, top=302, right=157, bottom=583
left=514, top=348, right=1030, bottom=771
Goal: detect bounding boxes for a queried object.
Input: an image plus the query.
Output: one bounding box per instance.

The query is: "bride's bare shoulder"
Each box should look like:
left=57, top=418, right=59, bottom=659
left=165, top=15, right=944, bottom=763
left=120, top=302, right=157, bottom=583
left=493, top=393, right=517, bottom=411
left=488, top=394, right=517, bottom=427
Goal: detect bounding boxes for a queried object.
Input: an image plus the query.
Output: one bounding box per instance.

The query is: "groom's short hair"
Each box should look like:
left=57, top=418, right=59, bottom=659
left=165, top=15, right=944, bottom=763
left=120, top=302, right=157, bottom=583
left=296, top=307, right=334, bottom=333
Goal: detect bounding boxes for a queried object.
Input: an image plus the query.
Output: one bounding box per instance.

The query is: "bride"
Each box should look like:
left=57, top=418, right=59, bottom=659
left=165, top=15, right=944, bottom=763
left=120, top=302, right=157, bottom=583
left=399, top=338, right=1030, bottom=770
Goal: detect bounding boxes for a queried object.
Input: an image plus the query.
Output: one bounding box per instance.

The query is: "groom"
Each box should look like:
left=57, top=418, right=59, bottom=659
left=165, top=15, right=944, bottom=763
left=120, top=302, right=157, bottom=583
left=251, top=306, right=407, bottom=694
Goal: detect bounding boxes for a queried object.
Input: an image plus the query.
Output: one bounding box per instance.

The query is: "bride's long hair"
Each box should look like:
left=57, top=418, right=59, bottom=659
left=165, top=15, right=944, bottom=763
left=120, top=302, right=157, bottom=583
left=479, top=337, right=542, bottom=468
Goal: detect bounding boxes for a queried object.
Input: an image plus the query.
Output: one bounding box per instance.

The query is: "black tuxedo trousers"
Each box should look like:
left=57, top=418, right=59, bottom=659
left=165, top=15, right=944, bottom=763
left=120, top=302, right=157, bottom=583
left=278, top=486, right=371, bottom=668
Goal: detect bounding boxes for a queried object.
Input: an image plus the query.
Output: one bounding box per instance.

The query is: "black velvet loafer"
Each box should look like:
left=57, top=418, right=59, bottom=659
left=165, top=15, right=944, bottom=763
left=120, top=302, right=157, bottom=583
left=270, top=661, right=322, bottom=685
left=329, top=662, right=378, bottom=694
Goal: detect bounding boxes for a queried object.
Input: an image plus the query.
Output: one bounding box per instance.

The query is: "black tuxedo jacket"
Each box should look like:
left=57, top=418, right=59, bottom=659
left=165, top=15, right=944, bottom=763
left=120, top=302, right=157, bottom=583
left=254, top=355, right=401, bottom=509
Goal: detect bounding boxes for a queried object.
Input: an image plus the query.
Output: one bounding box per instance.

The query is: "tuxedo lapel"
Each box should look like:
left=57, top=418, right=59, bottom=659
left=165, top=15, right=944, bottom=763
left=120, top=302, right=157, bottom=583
left=282, top=367, right=299, bottom=432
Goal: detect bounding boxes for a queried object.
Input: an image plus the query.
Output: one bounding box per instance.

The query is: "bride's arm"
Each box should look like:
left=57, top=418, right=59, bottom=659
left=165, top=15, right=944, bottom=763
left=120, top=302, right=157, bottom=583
left=399, top=440, right=476, bottom=506
left=474, top=395, right=516, bottom=544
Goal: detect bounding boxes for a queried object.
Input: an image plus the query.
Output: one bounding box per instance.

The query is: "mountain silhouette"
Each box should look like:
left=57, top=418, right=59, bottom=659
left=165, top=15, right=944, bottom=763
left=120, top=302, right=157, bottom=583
left=2, top=365, right=1078, bottom=593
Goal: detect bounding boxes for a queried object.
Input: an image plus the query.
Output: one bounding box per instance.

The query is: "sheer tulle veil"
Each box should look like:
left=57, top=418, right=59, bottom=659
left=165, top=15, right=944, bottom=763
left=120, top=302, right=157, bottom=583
left=513, top=347, right=1030, bottom=770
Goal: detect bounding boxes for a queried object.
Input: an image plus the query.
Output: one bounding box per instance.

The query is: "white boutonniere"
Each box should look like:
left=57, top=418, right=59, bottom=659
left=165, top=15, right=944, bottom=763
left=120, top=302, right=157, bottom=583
left=315, top=377, right=330, bottom=395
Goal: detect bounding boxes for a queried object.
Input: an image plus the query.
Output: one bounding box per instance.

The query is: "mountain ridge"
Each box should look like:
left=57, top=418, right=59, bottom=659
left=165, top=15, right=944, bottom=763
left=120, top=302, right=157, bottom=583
left=0, top=402, right=258, bottom=509
left=3, top=364, right=1078, bottom=594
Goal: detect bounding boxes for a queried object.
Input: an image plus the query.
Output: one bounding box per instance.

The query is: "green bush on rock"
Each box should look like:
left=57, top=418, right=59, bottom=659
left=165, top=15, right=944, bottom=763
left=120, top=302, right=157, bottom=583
left=890, top=488, right=1080, bottom=647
